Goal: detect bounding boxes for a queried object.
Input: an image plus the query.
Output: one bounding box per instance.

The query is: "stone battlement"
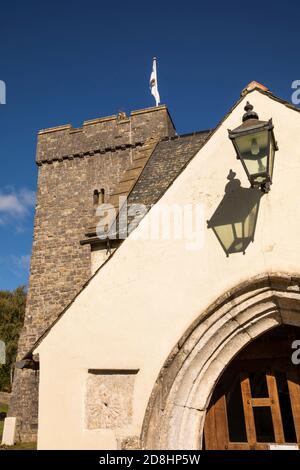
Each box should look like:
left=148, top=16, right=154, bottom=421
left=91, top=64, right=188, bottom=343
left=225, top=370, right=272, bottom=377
left=36, top=105, right=175, bottom=164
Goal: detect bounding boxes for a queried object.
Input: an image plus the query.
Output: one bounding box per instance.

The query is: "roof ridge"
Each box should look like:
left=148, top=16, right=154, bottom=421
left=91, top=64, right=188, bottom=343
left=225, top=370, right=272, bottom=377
left=159, top=129, right=212, bottom=143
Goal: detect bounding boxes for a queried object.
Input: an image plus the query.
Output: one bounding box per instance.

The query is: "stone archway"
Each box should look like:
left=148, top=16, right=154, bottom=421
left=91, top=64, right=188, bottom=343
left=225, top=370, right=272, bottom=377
left=141, top=273, right=300, bottom=449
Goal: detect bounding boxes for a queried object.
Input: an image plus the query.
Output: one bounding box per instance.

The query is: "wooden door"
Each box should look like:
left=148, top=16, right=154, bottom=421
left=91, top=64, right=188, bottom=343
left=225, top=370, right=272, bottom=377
left=204, top=326, right=300, bottom=450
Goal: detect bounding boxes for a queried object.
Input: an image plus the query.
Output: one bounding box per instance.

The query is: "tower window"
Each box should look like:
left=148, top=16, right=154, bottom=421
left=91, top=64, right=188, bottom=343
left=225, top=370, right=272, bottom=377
left=93, top=188, right=105, bottom=206
left=100, top=188, right=105, bottom=203
left=93, top=190, right=99, bottom=206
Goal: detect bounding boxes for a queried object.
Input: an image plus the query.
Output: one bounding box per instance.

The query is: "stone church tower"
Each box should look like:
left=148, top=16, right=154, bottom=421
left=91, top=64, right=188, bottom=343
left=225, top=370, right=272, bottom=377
left=9, top=105, right=176, bottom=441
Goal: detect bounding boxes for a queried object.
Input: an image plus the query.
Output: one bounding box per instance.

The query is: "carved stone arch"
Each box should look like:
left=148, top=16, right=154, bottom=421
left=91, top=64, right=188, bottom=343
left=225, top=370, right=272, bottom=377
left=141, top=273, right=300, bottom=449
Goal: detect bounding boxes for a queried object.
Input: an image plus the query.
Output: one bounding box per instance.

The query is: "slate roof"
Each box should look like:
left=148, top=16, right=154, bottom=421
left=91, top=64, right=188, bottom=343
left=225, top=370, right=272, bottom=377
left=128, top=131, right=210, bottom=210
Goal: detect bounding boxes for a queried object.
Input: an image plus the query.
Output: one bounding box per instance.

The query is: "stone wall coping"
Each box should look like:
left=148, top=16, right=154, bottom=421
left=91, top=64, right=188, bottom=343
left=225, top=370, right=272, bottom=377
left=37, top=105, right=169, bottom=136
left=38, top=124, right=72, bottom=135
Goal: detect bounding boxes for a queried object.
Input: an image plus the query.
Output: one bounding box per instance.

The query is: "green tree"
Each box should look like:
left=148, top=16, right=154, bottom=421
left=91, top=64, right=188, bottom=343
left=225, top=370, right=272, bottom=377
left=0, top=286, right=26, bottom=391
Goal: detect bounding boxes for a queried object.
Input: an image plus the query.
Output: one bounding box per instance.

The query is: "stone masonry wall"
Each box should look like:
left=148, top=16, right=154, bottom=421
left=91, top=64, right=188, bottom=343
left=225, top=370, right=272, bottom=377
left=9, top=106, right=175, bottom=441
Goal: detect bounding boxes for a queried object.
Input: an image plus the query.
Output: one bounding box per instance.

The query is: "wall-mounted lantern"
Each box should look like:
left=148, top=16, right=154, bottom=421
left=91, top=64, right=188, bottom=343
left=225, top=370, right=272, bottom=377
left=228, top=102, right=278, bottom=193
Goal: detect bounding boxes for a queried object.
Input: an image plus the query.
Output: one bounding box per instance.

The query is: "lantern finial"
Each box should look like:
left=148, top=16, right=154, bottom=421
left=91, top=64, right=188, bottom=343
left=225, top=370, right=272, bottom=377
left=242, top=102, right=259, bottom=122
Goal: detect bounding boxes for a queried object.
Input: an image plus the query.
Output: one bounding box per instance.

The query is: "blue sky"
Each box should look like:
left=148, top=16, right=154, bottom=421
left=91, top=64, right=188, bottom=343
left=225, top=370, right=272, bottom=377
left=0, top=0, right=299, bottom=290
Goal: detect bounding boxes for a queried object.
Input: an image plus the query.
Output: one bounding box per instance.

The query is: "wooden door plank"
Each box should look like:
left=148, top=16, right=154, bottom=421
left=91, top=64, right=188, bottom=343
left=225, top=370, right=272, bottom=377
left=203, top=402, right=217, bottom=450
left=227, top=443, right=250, bottom=450
left=204, top=392, right=230, bottom=449
left=240, top=373, right=256, bottom=447
left=266, top=372, right=285, bottom=443
left=287, top=370, right=300, bottom=444
left=251, top=398, right=272, bottom=407
left=214, top=393, right=230, bottom=449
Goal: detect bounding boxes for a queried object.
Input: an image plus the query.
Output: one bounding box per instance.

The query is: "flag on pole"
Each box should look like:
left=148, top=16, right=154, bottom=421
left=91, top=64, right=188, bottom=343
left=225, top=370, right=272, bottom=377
left=150, top=57, right=160, bottom=106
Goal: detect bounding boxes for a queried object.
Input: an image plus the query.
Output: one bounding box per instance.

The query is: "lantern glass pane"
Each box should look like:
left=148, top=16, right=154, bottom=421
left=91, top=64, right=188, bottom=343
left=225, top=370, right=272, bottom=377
left=235, top=130, right=269, bottom=179
left=269, top=137, right=275, bottom=180
left=234, top=221, right=243, bottom=239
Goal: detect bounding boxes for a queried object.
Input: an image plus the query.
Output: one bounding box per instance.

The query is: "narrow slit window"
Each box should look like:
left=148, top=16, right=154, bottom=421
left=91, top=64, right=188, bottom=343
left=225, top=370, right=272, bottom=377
left=100, top=188, right=105, bottom=204
left=93, top=189, right=99, bottom=206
